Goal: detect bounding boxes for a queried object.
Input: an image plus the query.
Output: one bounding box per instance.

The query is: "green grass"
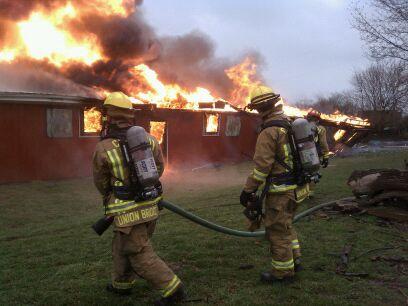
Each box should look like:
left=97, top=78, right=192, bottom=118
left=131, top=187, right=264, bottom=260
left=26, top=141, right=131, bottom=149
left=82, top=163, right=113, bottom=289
left=1, top=151, right=407, bottom=305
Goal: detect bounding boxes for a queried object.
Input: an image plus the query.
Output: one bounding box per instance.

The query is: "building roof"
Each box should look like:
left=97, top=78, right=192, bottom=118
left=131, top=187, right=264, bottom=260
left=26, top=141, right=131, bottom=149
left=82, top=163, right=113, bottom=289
left=0, top=92, right=101, bottom=106
left=0, top=91, right=248, bottom=114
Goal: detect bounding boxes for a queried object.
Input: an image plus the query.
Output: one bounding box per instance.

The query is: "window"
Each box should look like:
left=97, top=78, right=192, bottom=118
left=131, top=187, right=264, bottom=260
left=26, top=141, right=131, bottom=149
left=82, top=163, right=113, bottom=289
left=149, top=121, right=168, bottom=163
left=81, top=107, right=102, bottom=136
left=46, top=108, right=72, bottom=138
left=225, top=116, right=241, bottom=136
left=150, top=121, right=166, bottom=145
left=203, top=113, right=220, bottom=136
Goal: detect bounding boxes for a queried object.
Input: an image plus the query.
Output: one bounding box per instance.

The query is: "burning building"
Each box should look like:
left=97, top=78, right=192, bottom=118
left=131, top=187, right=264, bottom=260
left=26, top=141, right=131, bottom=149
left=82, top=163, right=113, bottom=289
left=0, top=0, right=372, bottom=183
left=0, top=92, right=261, bottom=183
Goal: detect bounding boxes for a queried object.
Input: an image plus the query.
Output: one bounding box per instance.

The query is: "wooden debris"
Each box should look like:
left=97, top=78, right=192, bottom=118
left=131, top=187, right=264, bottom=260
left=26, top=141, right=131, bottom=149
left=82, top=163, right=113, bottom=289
left=334, top=199, right=362, bottom=213
left=371, top=256, right=408, bottom=264
left=347, top=169, right=408, bottom=199
left=366, top=207, right=408, bottom=222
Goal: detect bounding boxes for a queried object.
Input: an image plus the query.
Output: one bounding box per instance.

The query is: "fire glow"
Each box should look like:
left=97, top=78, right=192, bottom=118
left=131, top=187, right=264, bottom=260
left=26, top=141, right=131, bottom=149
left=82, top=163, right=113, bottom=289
left=150, top=121, right=166, bottom=144
left=84, top=107, right=102, bottom=133
left=334, top=129, right=346, bottom=141
left=205, top=114, right=220, bottom=134
left=1, top=0, right=371, bottom=136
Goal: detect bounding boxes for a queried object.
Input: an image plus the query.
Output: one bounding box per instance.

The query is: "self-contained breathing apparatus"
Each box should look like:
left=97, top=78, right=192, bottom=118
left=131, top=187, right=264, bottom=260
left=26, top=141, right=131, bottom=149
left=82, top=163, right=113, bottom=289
left=242, top=118, right=321, bottom=222
left=92, top=125, right=162, bottom=236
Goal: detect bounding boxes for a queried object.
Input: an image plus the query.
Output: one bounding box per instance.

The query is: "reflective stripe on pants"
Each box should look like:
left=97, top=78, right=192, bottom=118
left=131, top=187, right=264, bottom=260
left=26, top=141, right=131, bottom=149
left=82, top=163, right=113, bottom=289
left=161, top=275, right=181, bottom=297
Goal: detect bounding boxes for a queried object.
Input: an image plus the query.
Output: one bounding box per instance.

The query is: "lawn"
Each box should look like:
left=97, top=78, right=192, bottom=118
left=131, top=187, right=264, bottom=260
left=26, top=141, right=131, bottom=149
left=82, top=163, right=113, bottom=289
left=1, top=151, right=407, bottom=305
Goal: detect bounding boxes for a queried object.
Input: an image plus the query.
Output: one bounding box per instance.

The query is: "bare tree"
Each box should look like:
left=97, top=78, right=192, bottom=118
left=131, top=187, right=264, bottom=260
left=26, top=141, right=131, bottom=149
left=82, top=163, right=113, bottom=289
left=352, top=0, right=408, bottom=62
left=351, top=62, right=408, bottom=111
left=296, top=92, right=358, bottom=115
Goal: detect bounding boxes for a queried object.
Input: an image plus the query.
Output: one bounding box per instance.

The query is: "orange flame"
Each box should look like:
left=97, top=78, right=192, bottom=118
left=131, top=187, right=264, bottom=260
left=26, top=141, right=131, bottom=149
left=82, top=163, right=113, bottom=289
left=225, top=57, right=261, bottom=108
left=205, top=114, right=219, bottom=133
left=84, top=107, right=102, bottom=133
left=150, top=121, right=166, bottom=144
left=127, top=64, right=219, bottom=110
left=0, top=1, right=136, bottom=67
left=0, top=0, right=371, bottom=131
left=334, top=129, right=346, bottom=141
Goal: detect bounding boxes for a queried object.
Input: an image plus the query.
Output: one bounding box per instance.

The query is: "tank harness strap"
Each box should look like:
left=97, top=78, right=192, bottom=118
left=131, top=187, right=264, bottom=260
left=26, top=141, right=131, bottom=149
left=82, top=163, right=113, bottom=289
left=259, top=120, right=296, bottom=179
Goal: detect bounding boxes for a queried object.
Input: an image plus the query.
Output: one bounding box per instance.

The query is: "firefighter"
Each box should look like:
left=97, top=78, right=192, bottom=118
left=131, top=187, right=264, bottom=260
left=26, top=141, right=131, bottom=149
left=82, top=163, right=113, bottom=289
left=305, top=110, right=330, bottom=197
left=92, top=92, right=185, bottom=305
left=240, top=86, right=309, bottom=283
left=306, top=110, right=330, bottom=168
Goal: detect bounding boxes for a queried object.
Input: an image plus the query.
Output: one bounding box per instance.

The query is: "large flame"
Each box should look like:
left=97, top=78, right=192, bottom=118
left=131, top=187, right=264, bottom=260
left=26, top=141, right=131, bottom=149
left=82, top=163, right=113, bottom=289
left=128, top=64, right=219, bottom=110
left=225, top=57, right=261, bottom=108
left=1, top=0, right=371, bottom=135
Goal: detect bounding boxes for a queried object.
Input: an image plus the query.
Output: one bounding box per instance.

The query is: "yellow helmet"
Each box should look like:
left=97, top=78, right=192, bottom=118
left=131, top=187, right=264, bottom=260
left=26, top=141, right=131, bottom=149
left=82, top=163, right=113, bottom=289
left=247, top=85, right=281, bottom=111
left=103, top=92, right=133, bottom=110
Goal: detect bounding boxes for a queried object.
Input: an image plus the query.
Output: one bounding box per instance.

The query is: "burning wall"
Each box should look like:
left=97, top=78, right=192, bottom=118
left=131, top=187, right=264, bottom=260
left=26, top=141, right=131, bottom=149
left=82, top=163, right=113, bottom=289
left=0, top=0, right=373, bottom=157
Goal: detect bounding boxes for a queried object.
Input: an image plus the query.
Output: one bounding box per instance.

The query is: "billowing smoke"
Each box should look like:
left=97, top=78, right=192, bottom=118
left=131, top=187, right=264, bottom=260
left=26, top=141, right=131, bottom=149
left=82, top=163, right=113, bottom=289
left=0, top=0, right=262, bottom=100
left=150, top=31, right=236, bottom=98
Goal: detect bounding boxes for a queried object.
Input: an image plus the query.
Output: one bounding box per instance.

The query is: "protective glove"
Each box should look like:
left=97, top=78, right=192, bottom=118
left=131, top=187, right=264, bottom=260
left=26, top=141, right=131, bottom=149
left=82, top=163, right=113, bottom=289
left=240, top=190, right=253, bottom=207
left=321, top=157, right=329, bottom=168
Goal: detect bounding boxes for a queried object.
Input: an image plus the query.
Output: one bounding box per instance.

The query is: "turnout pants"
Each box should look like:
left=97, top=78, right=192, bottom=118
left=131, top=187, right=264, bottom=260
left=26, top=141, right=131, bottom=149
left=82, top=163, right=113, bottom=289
left=112, top=221, right=181, bottom=297
left=264, top=192, right=301, bottom=278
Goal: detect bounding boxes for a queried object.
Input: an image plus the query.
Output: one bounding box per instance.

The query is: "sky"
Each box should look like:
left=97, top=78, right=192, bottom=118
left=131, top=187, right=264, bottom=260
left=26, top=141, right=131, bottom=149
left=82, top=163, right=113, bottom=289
left=142, top=0, right=370, bottom=102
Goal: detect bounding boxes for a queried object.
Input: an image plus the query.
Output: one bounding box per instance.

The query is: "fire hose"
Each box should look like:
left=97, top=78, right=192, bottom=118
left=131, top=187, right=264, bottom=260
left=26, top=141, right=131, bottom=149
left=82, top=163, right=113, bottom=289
left=93, top=197, right=354, bottom=236
left=159, top=197, right=354, bottom=238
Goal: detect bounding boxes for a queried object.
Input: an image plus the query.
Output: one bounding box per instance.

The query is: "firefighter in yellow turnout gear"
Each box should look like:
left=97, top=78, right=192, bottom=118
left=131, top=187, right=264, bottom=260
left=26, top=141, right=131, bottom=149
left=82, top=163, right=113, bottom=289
left=93, top=92, right=185, bottom=305
left=306, top=110, right=330, bottom=197
left=240, top=86, right=309, bottom=283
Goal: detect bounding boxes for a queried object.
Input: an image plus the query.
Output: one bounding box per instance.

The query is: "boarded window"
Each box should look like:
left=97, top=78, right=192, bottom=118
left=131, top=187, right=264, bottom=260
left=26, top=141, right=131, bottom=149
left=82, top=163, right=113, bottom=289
left=225, top=116, right=241, bottom=136
left=47, top=108, right=72, bottom=138
left=80, top=107, right=102, bottom=137
left=203, top=113, right=220, bottom=136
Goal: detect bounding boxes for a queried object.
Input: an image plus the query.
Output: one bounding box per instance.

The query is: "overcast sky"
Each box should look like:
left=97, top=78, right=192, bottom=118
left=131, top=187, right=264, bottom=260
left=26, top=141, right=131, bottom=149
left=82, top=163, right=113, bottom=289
left=142, top=0, right=370, bottom=102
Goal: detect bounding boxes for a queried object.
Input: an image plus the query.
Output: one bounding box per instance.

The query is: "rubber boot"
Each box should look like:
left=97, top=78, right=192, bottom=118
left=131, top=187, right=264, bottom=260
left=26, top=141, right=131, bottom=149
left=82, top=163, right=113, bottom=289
left=154, top=285, right=186, bottom=306
left=106, top=283, right=132, bottom=296
left=260, top=272, right=295, bottom=284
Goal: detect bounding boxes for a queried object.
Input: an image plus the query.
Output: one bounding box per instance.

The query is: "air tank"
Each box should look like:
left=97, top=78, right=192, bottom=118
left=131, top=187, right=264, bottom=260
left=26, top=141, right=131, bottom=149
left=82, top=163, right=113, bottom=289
left=292, top=118, right=321, bottom=173
left=126, top=126, right=159, bottom=187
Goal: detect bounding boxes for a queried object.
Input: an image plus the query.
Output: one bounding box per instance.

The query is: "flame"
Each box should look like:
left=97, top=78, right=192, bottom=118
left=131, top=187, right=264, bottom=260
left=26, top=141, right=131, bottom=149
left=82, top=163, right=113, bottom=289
left=150, top=121, right=166, bottom=144
left=0, top=50, right=16, bottom=62
left=127, top=64, right=219, bottom=110
left=15, top=6, right=102, bottom=67
left=0, top=1, right=372, bottom=132
left=321, top=111, right=370, bottom=128
left=225, top=57, right=261, bottom=108
left=84, top=107, right=102, bottom=133
left=0, top=1, right=135, bottom=68
left=334, top=129, right=346, bottom=141
left=205, top=114, right=219, bottom=133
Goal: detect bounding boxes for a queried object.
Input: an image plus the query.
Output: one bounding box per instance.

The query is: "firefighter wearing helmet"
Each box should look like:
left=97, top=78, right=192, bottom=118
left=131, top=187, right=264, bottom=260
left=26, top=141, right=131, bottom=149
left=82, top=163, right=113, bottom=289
left=240, top=86, right=309, bottom=283
left=92, top=92, right=185, bottom=305
left=306, top=110, right=330, bottom=168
